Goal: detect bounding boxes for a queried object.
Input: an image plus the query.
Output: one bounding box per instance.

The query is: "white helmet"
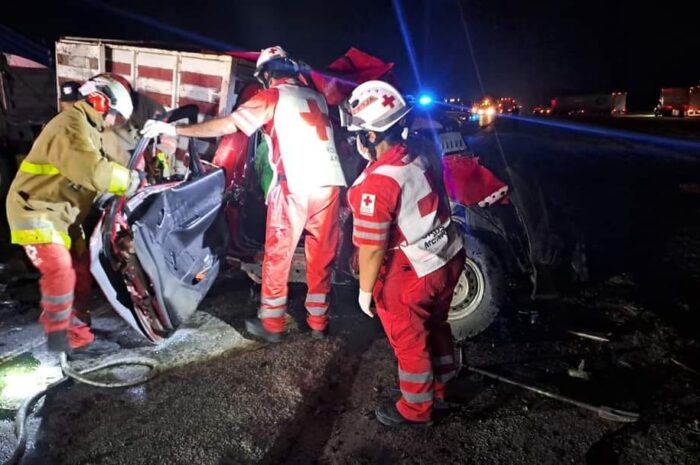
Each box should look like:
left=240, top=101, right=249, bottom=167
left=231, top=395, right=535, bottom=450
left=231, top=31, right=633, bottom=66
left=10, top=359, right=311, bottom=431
left=340, top=80, right=412, bottom=132
left=79, top=73, right=133, bottom=121
left=254, top=46, right=289, bottom=78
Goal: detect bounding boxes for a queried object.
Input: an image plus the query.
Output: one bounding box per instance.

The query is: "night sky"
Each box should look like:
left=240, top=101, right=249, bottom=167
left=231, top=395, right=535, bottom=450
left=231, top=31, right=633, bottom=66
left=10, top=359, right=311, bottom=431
left=3, top=0, right=699, bottom=110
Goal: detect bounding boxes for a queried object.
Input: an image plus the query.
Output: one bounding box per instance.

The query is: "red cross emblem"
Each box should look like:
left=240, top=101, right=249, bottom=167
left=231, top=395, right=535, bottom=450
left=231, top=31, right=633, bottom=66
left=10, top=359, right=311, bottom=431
left=360, top=193, right=376, bottom=215
left=381, top=95, right=396, bottom=108
left=300, top=98, right=330, bottom=141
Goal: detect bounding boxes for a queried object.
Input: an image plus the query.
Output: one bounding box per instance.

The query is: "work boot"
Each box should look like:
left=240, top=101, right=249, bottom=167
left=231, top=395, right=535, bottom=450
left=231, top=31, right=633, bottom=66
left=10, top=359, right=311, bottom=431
left=68, top=339, right=121, bottom=361
left=245, top=318, right=285, bottom=343
left=375, top=404, right=433, bottom=428
left=46, top=330, right=71, bottom=353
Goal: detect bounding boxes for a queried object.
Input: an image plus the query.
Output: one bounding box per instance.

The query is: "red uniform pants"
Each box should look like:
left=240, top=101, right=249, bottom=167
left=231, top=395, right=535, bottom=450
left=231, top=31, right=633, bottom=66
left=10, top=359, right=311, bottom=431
left=24, top=243, right=94, bottom=349
left=259, top=185, right=341, bottom=333
left=374, top=249, right=465, bottom=422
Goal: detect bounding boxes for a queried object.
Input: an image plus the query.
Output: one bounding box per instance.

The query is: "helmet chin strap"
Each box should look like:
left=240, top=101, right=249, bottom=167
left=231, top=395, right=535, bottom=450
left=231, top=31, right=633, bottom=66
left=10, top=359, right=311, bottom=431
left=358, top=132, right=378, bottom=160
left=256, top=72, right=270, bottom=89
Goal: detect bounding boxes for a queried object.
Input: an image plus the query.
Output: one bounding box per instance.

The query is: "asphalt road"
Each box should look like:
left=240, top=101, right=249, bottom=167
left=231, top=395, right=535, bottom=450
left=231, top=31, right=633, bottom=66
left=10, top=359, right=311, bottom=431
left=1, top=114, right=698, bottom=464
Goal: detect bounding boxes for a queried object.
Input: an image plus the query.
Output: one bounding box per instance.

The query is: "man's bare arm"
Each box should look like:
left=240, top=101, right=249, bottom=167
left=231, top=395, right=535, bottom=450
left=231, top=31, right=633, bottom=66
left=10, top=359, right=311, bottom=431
left=175, top=116, right=238, bottom=138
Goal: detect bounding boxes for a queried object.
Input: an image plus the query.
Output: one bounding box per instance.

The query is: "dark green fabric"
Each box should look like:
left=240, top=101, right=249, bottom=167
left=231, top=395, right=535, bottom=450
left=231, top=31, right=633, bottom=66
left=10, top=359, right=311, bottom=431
left=255, top=138, right=273, bottom=196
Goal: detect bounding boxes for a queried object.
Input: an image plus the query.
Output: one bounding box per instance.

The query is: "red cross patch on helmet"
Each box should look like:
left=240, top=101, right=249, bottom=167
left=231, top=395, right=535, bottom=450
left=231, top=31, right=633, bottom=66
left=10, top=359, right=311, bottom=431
left=341, top=81, right=412, bottom=133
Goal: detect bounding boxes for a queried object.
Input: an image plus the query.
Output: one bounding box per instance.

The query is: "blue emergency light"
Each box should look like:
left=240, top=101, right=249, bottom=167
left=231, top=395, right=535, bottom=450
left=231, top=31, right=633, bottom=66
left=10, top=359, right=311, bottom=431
left=418, top=95, right=433, bottom=106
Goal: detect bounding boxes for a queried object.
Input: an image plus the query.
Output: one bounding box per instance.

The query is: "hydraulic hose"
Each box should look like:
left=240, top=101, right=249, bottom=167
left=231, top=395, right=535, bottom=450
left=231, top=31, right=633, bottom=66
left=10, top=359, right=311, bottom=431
left=4, top=353, right=158, bottom=465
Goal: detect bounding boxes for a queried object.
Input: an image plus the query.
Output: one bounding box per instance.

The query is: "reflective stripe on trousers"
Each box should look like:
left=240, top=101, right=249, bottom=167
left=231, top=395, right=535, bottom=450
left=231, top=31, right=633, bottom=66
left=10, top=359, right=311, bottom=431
left=305, top=292, right=329, bottom=316
left=433, top=354, right=458, bottom=386
left=374, top=249, right=465, bottom=422
left=23, top=244, right=94, bottom=338
left=259, top=185, right=340, bottom=333
left=25, top=244, right=76, bottom=333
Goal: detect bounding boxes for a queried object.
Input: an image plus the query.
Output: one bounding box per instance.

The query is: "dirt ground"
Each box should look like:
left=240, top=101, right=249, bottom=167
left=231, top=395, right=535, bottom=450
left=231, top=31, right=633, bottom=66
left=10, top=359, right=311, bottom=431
left=14, top=267, right=700, bottom=465
left=315, top=279, right=700, bottom=465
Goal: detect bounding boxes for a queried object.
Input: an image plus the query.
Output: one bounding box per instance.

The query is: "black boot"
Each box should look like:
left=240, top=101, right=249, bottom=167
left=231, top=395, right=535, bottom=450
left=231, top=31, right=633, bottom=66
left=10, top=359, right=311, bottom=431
left=245, top=319, right=285, bottom=343
left=375, top=404, right=433, bottom=427
left=46, top=330, right=71, bottom=353
left=67, top=339, right=121, bottom=361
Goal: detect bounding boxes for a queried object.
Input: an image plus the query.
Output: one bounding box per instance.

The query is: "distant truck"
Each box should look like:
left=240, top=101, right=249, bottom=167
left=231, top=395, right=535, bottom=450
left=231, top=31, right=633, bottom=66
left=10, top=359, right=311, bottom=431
left=654, top=86, right=700, bottom=117
left=496, top=97, right=520, bottom=115
left=551, top=92, right=627, bottom=116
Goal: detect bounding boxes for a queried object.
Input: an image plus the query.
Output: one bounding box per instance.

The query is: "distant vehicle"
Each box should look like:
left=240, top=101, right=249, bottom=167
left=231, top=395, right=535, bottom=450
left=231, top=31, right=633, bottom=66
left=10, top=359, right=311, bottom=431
left=551, top=92, right=627, bottom=116
left=471, top=98, right=497, bottom=116
left=532, top=105, right=552, bottom=116
left=496, top=97, right=520, bottom=114
left=654, top=86, right=700, bottom=117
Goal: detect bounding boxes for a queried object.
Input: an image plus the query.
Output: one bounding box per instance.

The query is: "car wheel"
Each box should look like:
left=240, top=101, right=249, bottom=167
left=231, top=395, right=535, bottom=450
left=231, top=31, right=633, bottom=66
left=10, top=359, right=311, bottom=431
left=449, top=236, right=506, bottom=341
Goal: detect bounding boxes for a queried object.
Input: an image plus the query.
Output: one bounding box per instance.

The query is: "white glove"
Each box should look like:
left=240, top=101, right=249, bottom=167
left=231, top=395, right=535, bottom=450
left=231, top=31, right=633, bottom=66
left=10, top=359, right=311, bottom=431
left=358, top=289, right=375, bottom=318
left=124, top=170, right=141, bottom=197
left=141, top=120, right=177, bottom=139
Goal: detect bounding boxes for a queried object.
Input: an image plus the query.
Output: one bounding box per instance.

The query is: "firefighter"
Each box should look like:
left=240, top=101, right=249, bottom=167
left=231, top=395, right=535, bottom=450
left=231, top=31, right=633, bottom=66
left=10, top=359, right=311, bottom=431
left=142, top=46, right=346, bottom=341
left=5, top=74, right=141, bottom=353
left=340, top=81, right=466, bottom=427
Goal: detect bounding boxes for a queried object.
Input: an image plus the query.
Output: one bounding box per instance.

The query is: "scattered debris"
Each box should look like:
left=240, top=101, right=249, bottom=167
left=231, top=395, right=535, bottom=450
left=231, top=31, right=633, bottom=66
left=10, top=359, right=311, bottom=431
left=468, top=365, right=639, bottom=423
left=568, top=359, right=591, bottom=380
left=568, top=330, right=610, bottom=343
left=613, top=356, right=634, bottom=370
left=687, top=420, right=700, bottom=435
left=0, top=298, right=20, bottom=309
left=607, top=275, right=635, bottom=286
left=670, top=358, right=700, bottom=377
left=620, top=303, right=641, bottom=316
left=518, top=310, right=539, bottom=324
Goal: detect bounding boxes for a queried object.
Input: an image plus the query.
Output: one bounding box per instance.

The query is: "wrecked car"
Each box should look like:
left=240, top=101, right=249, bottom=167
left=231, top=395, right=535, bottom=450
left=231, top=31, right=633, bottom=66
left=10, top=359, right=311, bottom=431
left=76, top=38, right=569, bottom=343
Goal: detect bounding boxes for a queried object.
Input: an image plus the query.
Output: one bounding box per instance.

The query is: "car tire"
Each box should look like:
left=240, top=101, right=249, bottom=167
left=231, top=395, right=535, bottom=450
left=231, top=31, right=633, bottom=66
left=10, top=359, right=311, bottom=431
left=448, top=235, right=506, bottom=341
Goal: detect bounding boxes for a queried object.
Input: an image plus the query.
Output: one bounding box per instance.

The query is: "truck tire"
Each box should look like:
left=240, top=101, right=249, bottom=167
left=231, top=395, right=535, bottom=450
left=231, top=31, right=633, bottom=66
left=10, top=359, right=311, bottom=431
left=448, top=236, right=506, bottom=341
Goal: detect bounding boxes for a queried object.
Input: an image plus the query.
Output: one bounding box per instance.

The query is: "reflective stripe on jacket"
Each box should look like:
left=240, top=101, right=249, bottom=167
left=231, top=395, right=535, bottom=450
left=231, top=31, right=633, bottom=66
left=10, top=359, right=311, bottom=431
left=6, top=101, right=131, bottom=248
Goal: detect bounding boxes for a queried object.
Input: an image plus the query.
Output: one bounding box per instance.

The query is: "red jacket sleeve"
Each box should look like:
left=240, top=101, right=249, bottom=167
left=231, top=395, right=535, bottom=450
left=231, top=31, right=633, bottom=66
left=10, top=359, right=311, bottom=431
left=349, top=174, right=400, bottom=247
